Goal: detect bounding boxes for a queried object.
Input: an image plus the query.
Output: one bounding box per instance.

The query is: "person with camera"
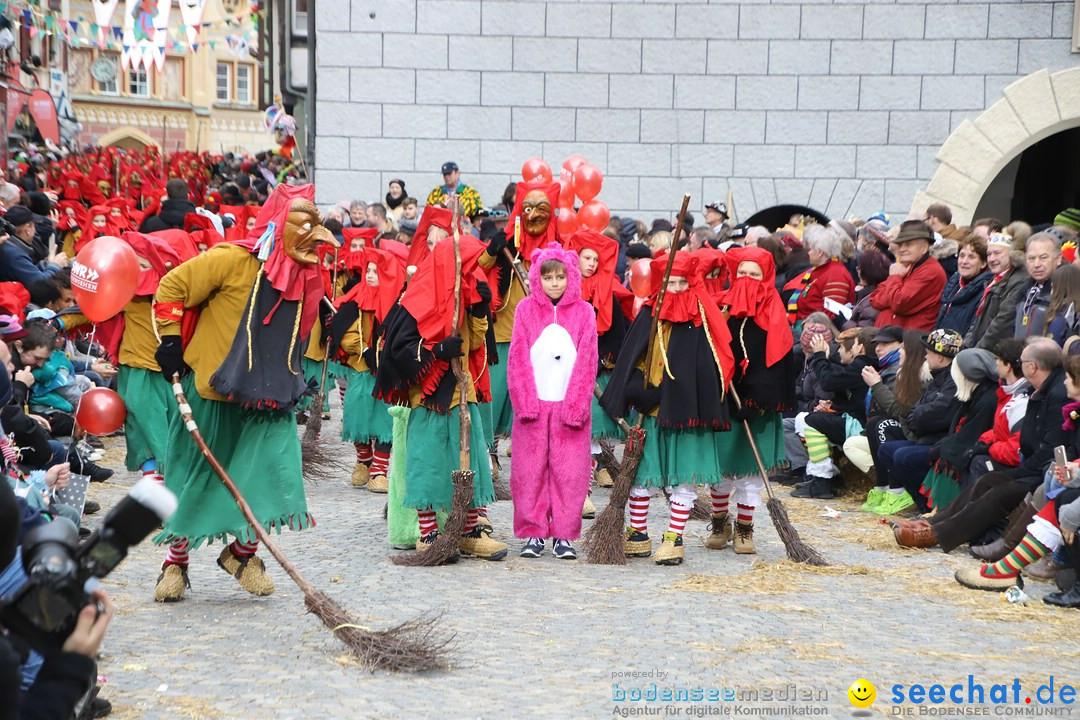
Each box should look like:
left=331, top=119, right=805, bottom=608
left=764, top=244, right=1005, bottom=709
left=0, top=481, right=115, bottom=720
left=0, top=206, right=68, bottom=287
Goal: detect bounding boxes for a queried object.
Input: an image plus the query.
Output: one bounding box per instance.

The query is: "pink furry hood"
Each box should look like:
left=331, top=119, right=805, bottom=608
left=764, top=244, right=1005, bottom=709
left=528, top=242, right=582, bottom=307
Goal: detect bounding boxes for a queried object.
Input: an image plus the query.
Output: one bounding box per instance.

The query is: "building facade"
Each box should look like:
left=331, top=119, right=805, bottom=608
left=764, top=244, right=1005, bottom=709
left=314, top=0, right=1080, bottom=227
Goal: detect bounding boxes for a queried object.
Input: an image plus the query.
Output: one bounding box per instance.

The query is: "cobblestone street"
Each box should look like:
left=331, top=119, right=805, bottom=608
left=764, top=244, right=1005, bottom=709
left=84, top=410, right=1078, bottom=719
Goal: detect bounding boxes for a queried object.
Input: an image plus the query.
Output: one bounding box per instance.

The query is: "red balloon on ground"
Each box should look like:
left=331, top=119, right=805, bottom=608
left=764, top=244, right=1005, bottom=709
left=75, top=387, right=127, bottom=435
left=578, top=200, right=610, bottom=232
left=629, top=258, right=652, bottom=298
left=572, top=164, right=603, bottom=203
left=556, top=208, right=578, bottom=236
left=71, top=236, right=139, bottom=322
left=521, top=157, right=552, bottom=184
left=562, top=154, right=587, bottom=173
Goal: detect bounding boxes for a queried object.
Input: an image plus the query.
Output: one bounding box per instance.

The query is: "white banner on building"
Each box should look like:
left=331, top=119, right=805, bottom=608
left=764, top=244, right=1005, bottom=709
left=121, top=0, right=171, bottom=72
left=178, top=0, right=207, bottom=47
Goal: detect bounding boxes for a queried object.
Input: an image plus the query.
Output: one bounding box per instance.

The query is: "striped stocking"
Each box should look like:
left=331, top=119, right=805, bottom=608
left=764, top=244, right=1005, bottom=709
left=164, top=538, right=190, bottom=567
left=629, top=494, right=650, bottom=532
left=229, top=538, right=259, bottom=558
left=667, top=503, right=691, bottom=535
left=985, top=535, right=1050, bottom=577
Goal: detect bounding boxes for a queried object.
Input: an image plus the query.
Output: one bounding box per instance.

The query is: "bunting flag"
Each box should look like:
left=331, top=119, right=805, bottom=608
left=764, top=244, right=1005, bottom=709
left=177, top=0, right=206, bottom=47
left=91, top=0, right=119, bottom=36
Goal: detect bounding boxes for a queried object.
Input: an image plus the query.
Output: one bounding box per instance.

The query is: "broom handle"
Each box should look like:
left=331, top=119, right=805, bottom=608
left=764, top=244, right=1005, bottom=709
left=449, top=196, right=471, bottom=470
left=642, top=193, right=692, bottom=386
left=502, top=247, right=530, bottom=293
left=728, top=385, right=776, bottom=502
left=316, top=249, right=340, bottom=397
left=170, top=374, right=319, bottom=597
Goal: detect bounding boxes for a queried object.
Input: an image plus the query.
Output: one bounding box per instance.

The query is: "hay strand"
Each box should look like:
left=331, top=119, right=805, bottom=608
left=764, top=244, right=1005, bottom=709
left=583, top=425, right=646, bottom=565
left=392, top=468, right=473, bottom=566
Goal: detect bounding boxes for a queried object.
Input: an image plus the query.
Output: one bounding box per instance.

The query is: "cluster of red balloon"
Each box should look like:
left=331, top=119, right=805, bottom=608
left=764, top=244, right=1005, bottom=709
left=69, top=236, right=139, bottom=435
left=520, top=155, right=610, bottom=236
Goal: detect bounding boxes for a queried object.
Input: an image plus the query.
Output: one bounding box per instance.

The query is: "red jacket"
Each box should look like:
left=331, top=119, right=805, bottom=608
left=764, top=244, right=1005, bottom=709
left=786, top=259, right=856, bottom=322
left=976, top=383, right=1029, bottom=467
left=869, top=254, right=947, bottom=330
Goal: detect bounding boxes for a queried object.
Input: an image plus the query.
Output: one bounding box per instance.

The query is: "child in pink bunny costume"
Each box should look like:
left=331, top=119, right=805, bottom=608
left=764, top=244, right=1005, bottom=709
left=508, top=242, right=598, bottom=560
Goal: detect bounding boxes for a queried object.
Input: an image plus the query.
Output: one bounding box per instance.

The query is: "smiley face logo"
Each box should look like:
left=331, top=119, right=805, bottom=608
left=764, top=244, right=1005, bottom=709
left=848, top=679, right=876, bottom=708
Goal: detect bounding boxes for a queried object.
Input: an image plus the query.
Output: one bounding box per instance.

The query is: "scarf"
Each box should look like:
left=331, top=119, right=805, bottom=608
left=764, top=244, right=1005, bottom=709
left=565, top=229, right=629, bottom=334
left=695, top=247, right=728, bottom=301
left=56, top=200, right=87, bottom=233
left=385, top=179, right=407, bottom=210
left=123, top=231, right=185, bottom=296
left=400, top=235, right=486, bottom=345
left=722, top=246, right=794, bottom=368
left=646, top=251, right=735, bottom=387
left=77, top=205, right=118, bottom=252
left=1063, top=400, right=1080, bottom=431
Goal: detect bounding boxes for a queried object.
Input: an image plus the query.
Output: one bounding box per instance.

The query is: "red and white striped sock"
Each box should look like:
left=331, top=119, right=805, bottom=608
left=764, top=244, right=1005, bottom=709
left=418, top=510, right=438, bottom=537
left=667, top=504, right=691, bottom=535
left=477, top=505, right=489, bottom=518
left=142, top=467, right=157, bottom=482
left=355, top=443, right=373, bottom=465
left=711, top=490, right=730, bottom=516
left=464, top=508, right=479, bottom=533
left=164, top=538, right=189, bottom=567
left=737, top=503, right=755, bottom=524
left=154, top=472, right=165, bottom=486
left=229, top=538, right=259, bottom=558
left=629, top=495, right=650, bottom=533
left=370, top=447, right=390, bottom=476
left=338, top=384, right=347, bottom=407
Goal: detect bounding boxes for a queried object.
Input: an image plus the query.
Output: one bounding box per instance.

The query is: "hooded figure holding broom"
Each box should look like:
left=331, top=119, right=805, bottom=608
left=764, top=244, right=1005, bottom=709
left=151, top=183, right=338, bottom=602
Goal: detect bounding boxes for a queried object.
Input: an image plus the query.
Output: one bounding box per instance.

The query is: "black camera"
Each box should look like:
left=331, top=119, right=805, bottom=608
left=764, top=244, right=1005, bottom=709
left=0, top=216, right=17, bottom=237
left=0, top=477, right=177, bottom=652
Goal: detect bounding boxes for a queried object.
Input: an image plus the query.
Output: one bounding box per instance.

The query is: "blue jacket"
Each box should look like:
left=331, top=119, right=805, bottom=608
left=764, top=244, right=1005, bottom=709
left=936, top=270, right=992, bottom=337
left=0, top=239, right=63, bottom=286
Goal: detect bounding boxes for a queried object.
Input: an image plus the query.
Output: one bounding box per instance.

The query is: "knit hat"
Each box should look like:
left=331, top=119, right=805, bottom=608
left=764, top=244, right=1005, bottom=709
left=0, top=314, right=27, bottom=341
left=1054, top=208, right=1080, bottom=232
left=800, top=322, right=834, bottom=349
left=954, top=348, right=998, bottom=383
left=625, top=242, right=653, bottom=261
left=4, top=205, right=34, bottom=226
left=922, top=328, right=963, bottom=359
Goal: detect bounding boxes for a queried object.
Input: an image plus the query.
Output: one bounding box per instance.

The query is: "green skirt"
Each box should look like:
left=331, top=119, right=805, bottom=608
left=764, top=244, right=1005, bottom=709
left=387, top=405, right=419, bottom=547
left=404, top=404, right=494, bottom=511
left=713, top=411, right=785, bottom=477
left=478, top=400, right=495, bottom=450
left=154, top=375, right=311, bottom=549
left=340, top=368, right=394, bottom=444
left=297, top=357, right=346, bottom=412
left=635, top=415, right=728, bottom=488
left=118, top=365, right=173, bottom=472
left=591, top=372, right=624, bottom=440
left=921, top=468, right=962, bottom=511
left=489, top=342, right=513, bottom=436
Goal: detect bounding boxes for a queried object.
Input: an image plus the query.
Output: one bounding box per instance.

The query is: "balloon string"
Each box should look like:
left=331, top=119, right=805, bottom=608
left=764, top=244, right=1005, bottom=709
left=72, top=322, right=98, bottom=430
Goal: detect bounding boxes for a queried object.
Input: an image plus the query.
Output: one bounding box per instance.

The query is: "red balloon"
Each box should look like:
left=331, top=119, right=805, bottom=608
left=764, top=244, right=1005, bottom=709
left=521, top=157, right=552, bottom=184
left=562, top=154, right=587, bottom=173
left=556, top=208, right=578, bottom=236
left=629, top=258, right=652, bottom=298
left=75, top=387, right=127, bottom=435
left=572, top=164, right=603, bottom=203
left=71, top=236, right=139, bottom=322
left=557, top=178, right=574, bottom=209
left=578, top=200, right=610, bottom=232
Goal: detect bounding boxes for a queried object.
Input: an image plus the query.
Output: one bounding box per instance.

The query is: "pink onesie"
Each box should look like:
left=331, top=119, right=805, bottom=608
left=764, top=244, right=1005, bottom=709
left=507, top=242, right=599, bottom=540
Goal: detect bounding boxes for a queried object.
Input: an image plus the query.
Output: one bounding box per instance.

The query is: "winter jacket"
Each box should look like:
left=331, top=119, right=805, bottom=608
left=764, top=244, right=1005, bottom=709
left=1016, top=366, right=1071, bottom=484
left=844, top=286, right=880, bottom=329
left=935, top=270, right=992, bottom=336
left=976, top=378, right=1031, bottom=467
left=0, top=239, right=64, bottom=286
left=906, top=365, right=958, bottom=444
left=139, top=198, right=197, bottom=233
left=794, top=352, right=833, bottom=413
left=28, top=350, right=77, bottom=412
left=1013, top=277, right=1053, bottom=340
left=967, top=266, right=1028, bottom=349
left=935, top=380, right=999, bottom=471
left=1046, top=302, right=1078, bottom=346
left=931, top=237, right=959, bottom=279
left=805, top=351, right=876, bottom=422
left=788, top=259, right=855, bottom=323
left=869, top=358, right=927, bottom=424
left=869, top=253, right=947, bottom=331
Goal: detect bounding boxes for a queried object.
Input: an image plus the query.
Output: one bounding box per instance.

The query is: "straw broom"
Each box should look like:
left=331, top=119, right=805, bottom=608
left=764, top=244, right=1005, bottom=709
left=170, top=376, right=455, bottom=671
left=394, top=196, right=475, bottom=567
left=302, top=250, right=340, bottom=445
left=583, top=193, right=692, bottom=565
left=728, top=385, right=828, bottom=566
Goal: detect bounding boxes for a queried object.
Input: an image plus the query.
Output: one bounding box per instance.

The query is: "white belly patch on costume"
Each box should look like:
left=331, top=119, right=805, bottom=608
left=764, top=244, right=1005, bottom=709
left=531, top=323, right=577, bottom=402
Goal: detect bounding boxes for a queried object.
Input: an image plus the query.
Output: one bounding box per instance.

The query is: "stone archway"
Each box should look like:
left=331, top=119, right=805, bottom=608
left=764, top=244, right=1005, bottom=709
left=97, top=126, right=160, bottom=151
left=910, top=67, right=1080, bottom=226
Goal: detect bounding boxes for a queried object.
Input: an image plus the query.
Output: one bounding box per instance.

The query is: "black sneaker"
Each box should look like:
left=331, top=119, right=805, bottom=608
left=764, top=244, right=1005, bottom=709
left=83, top=500, right=101, bottom=515
left=69, top=449, right=114, bottom=483
left=552, top=539, right=577, bottom=560
left=790, top=475, right=835, bottom=499
left=771, top=468, right=805, bottom=486
left=520, top=537, right=544, bottom=558
left=84, top=435, right=105, bottom=450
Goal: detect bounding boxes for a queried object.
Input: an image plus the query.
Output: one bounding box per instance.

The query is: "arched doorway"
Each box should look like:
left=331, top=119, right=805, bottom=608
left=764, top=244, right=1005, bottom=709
left=974, top=127, right=1080, bottom=223
left=911, top=67, right=1080, bottom=227
left=97, top=127, right=159, bottom=151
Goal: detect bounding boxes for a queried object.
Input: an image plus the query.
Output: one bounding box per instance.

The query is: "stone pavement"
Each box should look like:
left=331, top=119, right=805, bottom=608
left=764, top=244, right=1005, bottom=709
left=81, top=409, right=1077, bottom=719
